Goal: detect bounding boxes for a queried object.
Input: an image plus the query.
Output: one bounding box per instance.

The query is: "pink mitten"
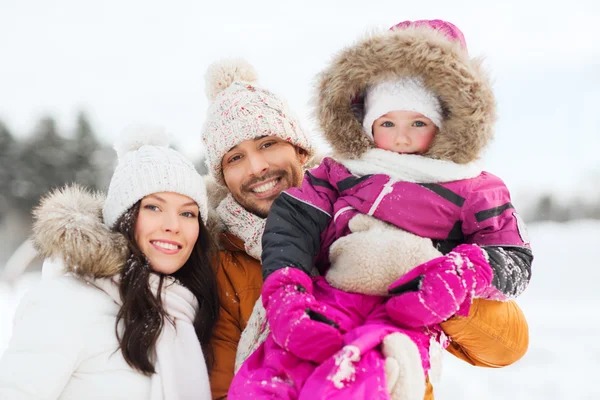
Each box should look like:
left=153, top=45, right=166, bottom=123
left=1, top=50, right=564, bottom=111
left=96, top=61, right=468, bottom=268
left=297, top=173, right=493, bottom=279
left=386, top=244, right=493, bottom=327
left=262, top=267, right=343, bottom=363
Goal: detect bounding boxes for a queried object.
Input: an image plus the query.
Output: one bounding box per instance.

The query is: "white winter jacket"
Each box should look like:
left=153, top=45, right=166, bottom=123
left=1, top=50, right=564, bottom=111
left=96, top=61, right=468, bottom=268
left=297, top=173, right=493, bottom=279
left=0, top=270, right=151, bottom=399
left=0, top=185, right=211, bottom=399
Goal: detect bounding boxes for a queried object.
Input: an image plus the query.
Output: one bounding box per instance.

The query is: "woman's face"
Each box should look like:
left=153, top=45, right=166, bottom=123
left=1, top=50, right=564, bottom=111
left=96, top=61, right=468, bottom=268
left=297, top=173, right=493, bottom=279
left=134, top=192, right=200, bottom=275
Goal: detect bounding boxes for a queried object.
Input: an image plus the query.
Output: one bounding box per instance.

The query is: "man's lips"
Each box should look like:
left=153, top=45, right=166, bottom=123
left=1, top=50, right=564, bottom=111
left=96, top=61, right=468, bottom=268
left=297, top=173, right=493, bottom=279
left=246, top=177, right=283, bottom=199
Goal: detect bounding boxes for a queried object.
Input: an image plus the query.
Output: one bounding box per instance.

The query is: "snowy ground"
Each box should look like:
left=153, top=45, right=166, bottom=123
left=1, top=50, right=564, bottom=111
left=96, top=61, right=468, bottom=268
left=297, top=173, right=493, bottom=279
left=1, top=220, right=598, bottom=399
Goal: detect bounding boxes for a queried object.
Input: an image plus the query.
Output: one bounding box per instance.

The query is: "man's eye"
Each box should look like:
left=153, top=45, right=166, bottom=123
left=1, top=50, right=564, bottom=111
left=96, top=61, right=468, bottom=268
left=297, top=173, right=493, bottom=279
left=261, top=141, right=276, bottom=149
left=228, top=155, right=242, bottom=163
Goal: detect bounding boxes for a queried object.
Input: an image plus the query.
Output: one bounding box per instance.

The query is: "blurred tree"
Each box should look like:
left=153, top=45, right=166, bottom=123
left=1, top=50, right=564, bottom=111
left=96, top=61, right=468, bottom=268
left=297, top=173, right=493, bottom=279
left=11, top=117, right=73, bottom=214
left=70, top=112, right=111, bottom=190
left=0, top=121, right=18, bottom=221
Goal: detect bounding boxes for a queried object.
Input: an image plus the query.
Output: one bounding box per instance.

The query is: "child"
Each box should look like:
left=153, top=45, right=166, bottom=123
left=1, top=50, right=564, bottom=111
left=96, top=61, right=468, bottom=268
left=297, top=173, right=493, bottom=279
left=230, top=19, right=533, bottom=399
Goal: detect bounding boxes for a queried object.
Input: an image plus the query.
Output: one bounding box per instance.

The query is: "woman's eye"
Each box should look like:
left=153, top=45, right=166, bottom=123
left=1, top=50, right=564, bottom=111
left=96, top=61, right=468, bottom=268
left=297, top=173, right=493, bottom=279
left=181, top=211, right=196, bottom=218
left=413, top=121, right=426, bottom=127
left=381, top=121, right=394, bottom=127
left=144, top=204, right=160, bottom=212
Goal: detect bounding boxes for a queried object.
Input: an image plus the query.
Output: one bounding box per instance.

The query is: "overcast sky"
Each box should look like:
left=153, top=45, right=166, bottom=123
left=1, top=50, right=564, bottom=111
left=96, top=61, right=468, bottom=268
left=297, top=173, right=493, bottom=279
left=1, top=0, right=598, bottom=197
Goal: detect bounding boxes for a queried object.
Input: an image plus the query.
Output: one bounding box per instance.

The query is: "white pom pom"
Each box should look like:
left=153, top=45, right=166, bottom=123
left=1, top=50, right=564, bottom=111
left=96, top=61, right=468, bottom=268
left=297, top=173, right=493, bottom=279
left=113, top=124, right=170, bottom=160
left=205, top=58, right=258, bottom=101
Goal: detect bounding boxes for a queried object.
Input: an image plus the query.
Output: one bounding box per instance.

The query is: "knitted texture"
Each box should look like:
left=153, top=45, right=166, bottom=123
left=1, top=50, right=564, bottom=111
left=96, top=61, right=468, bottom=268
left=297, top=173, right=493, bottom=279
left=103, top=126, right=208, bottom=228
left=362, top=77, right=443, bottom=139
left=390, top=19, right=468, bottom=52
left=201, top=59, right=314, bottom=184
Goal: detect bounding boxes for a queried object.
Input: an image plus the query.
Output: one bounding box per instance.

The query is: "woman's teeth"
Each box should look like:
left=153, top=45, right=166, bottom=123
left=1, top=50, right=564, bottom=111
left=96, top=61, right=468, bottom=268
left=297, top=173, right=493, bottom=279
left=152, top=241, right=179, bottom=250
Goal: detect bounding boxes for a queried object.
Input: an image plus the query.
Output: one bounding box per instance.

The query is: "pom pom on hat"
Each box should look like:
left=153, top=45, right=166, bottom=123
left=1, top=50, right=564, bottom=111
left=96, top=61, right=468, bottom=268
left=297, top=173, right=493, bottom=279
left=103, top=124, right=208, bottom=228
left=201, top=58, right=314, bottom=185
left=113, top=124, right=171, bottom=160
left=205, top=58, right=259, bottom=101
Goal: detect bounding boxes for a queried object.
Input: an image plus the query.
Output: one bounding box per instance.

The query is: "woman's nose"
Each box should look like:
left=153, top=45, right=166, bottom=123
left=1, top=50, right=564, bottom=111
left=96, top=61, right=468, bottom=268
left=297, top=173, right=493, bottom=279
left=162, top=213, right=180, bottom=233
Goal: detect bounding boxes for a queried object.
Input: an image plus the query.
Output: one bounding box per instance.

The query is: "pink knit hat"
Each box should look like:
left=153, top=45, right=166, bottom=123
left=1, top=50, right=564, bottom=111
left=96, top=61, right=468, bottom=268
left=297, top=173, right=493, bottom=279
left=390, top=19, right=468, bottom=52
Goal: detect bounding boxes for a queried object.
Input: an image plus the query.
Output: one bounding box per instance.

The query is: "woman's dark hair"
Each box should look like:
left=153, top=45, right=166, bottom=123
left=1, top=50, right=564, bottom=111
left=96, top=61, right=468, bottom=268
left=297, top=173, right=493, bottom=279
left=113, top=201, right=220, bottom=375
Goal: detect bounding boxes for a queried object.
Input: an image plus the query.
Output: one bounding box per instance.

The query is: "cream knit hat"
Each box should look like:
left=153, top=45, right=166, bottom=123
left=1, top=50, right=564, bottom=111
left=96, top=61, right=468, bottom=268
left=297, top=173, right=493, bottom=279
left=362, top=77, right=443, bottom=140
left=201, top=58, right=314, bottom=184
left=102, top=125, right=208, bottom=228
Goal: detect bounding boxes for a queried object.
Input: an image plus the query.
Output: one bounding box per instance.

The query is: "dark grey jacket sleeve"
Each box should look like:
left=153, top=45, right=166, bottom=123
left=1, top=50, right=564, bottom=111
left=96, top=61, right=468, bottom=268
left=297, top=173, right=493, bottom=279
left=261, top=192, right=331, bottom=279
left=482, top=245, right=533, bottom=298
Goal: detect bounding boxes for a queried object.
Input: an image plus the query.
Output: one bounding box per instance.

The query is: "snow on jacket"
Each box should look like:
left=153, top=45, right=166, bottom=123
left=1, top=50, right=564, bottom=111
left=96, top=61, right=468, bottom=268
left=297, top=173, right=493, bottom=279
left=263, top=22, right=534, bottom=294
left=0, top=186, right=211, bottom=400
left=262, top=152, right=532, bottom=299
left=211, top=234, right=530, bottom=400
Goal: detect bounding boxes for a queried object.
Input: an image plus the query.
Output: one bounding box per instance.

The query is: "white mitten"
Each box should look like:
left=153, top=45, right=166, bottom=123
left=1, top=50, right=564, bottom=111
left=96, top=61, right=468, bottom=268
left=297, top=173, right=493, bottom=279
left=327, top=214, right=442, bottom=295
left=382, top=332, right=426, bottom=400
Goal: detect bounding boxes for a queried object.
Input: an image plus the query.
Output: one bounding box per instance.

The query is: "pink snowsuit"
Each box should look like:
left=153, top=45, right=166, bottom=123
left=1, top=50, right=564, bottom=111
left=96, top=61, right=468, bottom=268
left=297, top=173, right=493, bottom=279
left=229, top=157, right=531, bottom=399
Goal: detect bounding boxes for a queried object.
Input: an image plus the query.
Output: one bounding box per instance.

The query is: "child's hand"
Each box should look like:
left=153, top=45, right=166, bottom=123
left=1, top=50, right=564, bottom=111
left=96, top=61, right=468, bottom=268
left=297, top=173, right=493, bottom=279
left=385, top=244, right=493, bottom=327
left=262, top=268, right=343, bottom=363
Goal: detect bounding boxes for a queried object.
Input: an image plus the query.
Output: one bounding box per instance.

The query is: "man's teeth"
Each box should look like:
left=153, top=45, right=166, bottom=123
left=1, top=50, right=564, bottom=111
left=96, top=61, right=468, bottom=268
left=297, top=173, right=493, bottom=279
left=252, top=179, right=278, bottom=193
left=152, top=241, right=178, bottom=250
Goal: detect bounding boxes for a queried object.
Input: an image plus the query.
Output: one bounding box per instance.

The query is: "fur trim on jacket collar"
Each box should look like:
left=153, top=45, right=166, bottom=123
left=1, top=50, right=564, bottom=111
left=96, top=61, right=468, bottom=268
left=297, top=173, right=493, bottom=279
left=315, top=25, right=496, bottom=164
left=32, top=185, right=128, bottom=278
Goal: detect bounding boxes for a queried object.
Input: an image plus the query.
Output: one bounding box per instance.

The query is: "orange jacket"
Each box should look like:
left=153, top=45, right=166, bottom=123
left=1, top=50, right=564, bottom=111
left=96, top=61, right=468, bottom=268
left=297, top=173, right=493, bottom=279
left=209, top=233, right=529, bottom=400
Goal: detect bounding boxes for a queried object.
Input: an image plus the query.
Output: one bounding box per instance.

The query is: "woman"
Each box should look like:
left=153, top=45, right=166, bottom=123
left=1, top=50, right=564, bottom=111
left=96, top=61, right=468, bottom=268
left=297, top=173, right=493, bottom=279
left=0, top=127, right=219, bottom=399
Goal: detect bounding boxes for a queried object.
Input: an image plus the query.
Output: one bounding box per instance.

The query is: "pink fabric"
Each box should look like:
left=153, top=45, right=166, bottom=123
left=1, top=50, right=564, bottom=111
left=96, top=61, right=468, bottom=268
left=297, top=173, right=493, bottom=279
left=230, top=276, right=438, bottom=399
left=389, top=19, right=468, bottom=52
left=387, top=244, right=494, bottom=327
left=262, top=268, right=343, bottom=364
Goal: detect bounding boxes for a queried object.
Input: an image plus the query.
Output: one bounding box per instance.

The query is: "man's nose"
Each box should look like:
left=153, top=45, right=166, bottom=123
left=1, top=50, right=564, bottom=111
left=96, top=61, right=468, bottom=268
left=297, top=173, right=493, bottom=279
left=246, top=152, right=269, bottom=176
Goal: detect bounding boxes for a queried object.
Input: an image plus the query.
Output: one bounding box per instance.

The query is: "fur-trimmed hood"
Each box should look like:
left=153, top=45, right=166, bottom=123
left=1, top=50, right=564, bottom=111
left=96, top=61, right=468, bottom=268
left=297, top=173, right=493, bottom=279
left=315, top=24, right=496, bottom=164
left=32, top=185, right=128, bottom=278
left=31, top=184, right=224, bottom=278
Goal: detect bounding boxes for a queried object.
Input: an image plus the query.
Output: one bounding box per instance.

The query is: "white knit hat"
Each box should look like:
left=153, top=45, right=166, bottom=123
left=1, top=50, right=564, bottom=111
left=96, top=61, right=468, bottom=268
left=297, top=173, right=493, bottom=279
left=102, top=125, right=208, bottom=228
left=362, top=77, right=443, bottom=139
left=201, top=58, right=314, bottom=185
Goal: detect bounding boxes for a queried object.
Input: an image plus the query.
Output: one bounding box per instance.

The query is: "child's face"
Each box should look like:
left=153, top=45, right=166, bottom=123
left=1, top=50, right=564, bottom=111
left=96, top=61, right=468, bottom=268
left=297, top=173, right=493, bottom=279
left=372, top=111, right=438, bottom=154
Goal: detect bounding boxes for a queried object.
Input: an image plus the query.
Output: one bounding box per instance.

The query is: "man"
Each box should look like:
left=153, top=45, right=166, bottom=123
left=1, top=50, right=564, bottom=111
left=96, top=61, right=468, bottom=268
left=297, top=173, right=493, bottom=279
left=201, top=59, right=529, bottom=399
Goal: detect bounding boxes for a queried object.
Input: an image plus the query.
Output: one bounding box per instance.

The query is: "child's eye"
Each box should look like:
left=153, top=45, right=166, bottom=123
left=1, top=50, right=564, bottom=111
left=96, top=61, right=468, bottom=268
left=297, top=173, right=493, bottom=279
left=181, top=211, right=196, bottom=218
left=413, top=121, right=426, bottom=127
left=144, top=204, right=160, bottom=212
left=381, top=121, right=394, bottom=127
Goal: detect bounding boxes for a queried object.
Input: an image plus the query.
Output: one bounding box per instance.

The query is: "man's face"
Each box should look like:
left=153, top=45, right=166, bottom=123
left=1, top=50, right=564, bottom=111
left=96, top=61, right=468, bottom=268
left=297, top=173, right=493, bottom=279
left=221, top=136, right=308, bottom=218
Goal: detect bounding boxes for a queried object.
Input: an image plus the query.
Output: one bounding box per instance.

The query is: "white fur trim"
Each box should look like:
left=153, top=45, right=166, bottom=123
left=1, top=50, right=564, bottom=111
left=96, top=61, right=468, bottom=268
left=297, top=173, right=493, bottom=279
left=339, top=148, right=481, bottom=183
left=363, top=77, right=443, bottom=139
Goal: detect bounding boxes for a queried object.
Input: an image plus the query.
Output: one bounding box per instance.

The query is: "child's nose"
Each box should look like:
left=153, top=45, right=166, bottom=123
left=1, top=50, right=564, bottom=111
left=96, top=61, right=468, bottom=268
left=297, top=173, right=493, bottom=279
left=394, top=129, right=411, bottom=146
